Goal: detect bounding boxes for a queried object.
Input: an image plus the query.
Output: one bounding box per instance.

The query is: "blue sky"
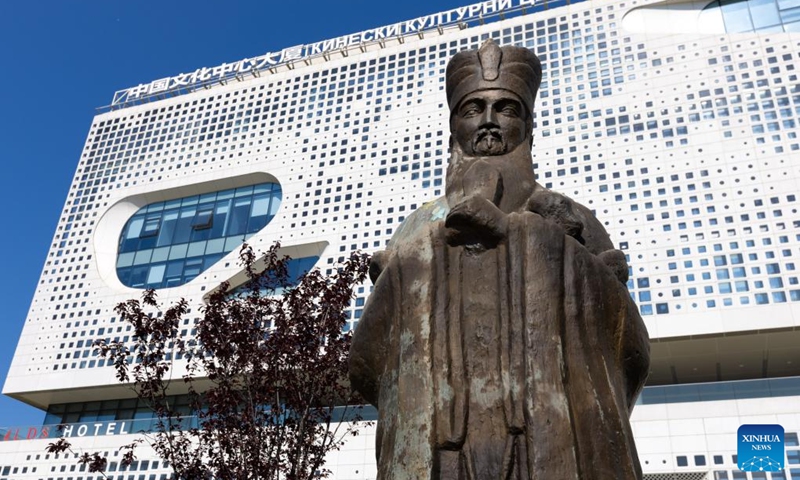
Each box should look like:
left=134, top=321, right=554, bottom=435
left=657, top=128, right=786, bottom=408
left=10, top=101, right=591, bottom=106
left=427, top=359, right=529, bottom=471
left=0, top=0, right=471, bottom=429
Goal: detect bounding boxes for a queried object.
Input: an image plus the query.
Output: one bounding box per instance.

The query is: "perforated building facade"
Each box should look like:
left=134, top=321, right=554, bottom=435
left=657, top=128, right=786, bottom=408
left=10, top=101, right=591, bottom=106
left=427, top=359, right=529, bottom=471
left=2, top=0, right=800, bottom=477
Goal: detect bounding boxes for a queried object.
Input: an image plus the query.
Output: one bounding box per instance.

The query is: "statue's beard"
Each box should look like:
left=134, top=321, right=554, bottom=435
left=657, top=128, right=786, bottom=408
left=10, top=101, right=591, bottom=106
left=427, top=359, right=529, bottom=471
left=447, top=139, right=537, bottom=215
left=471, top=128, right=507, bottom=156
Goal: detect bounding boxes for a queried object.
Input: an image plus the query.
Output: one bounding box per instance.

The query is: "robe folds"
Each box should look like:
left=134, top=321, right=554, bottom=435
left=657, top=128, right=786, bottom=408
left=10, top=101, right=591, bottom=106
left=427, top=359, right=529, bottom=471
left=350, top=208, right=650, bottom=480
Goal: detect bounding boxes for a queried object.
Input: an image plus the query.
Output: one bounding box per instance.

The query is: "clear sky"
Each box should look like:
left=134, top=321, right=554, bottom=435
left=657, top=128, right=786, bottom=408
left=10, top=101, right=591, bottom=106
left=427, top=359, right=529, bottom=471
left=0, top=0, right=471, bottom=429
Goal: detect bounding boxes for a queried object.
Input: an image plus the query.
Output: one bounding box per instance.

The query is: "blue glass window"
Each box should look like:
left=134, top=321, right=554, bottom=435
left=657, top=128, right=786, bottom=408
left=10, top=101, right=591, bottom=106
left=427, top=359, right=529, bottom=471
left=721, top=0, right=756, bottom=31
left=707, top=0, right=800, bottom=32
left=767, top=263, right=781, bottom=274
left=117, top=183, right=283, bottom=289
left=228, top=255, right=321, bottom=298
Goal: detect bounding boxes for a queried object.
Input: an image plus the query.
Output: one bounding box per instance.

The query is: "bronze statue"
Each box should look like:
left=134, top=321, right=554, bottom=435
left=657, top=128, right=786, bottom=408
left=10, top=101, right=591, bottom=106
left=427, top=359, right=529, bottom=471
left=350, top=39, right=650, bottom=480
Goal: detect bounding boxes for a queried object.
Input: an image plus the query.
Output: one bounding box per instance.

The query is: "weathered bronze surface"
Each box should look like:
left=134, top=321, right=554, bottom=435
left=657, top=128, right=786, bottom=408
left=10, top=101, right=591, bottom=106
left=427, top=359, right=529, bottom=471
left=350, top=39, right=650, bottom=480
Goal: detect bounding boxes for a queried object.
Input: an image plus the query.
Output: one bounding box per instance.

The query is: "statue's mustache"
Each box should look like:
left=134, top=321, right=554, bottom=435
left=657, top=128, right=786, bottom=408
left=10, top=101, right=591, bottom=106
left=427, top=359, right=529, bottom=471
left=475, top=128, right=502, bottom=141
left=472, top=128, right=507, bottom=154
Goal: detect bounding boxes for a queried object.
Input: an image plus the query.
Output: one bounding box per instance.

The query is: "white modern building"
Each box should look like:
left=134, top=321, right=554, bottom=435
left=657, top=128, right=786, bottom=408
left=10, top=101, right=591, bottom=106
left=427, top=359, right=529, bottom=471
left=2, top=0, right=800, bottom=477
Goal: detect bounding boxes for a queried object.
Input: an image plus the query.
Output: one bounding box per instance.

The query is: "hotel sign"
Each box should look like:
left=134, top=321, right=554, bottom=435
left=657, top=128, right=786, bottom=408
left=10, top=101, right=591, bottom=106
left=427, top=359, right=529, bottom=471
left=1, top=420, right=138, bottom=442
left=2, top=426, right=54, bottom=441
left=111, top=0, right=537, bottom=106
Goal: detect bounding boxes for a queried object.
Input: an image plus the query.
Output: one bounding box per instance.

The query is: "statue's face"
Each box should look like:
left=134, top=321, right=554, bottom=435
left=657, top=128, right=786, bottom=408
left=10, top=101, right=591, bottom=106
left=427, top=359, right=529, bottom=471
left=451, top=89, right=529, bottom=156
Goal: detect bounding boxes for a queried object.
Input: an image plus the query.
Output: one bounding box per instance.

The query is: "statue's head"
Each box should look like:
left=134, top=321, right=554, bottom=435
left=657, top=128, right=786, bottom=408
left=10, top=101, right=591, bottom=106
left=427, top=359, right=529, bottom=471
left=446, top=39, right=542, bottom=156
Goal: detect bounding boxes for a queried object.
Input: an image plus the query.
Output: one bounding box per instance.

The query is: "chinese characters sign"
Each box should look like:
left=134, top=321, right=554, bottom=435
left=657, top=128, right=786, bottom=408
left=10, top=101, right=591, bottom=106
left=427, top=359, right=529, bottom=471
left=112, top=0, right=537, bottom=106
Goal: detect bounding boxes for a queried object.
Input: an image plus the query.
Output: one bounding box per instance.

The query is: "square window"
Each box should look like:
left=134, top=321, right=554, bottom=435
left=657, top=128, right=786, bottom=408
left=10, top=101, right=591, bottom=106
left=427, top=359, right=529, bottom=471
left=140, top=216, right=161, bottom=238
left=767, top=264, right=781, bottom=274
left=740, top=296, right=750, bottom=306
left=192, top=209, right=214, bottom=230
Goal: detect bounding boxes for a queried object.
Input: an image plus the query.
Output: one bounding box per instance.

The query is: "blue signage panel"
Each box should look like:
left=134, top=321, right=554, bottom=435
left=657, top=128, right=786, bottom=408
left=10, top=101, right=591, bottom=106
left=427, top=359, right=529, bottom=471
left=738, top=424, right=785, bottom=472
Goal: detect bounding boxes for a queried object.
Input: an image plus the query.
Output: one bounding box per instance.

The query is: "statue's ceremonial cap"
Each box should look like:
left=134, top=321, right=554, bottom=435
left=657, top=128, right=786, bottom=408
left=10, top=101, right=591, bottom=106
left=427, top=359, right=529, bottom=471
left=446, top=39, right=542, bottom=115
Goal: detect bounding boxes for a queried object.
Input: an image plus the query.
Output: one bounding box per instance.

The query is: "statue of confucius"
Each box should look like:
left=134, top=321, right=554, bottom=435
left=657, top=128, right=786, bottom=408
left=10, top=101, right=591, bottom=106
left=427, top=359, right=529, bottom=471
left=350, top=39, right=650, bottom=480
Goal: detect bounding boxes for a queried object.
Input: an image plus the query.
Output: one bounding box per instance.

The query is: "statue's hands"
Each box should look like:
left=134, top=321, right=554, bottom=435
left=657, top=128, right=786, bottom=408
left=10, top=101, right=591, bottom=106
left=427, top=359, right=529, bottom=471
left=598, top=249, right=630, bottom=284
left=368, top=250, right=390, bottom=284
left=527, top=191, right=585, bottom=245
left=527, top=191, right=629, bottom=283
left=445, top=194, right=508, bottom=247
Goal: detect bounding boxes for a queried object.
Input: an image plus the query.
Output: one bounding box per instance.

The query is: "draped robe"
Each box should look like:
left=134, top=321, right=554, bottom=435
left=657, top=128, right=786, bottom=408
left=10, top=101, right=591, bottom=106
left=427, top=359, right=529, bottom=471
left=350, top=201, right=650, bottom=480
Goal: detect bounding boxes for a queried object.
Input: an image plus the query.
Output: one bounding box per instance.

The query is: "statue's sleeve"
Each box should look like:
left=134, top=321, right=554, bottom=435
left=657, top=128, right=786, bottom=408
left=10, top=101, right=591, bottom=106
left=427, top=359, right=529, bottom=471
left=349, top=253, right=396, bottom=407
left=572, top=201, right=615, bottom=256
left=617, top=287, right=651, bottom=413
left=527, top=188, right=615, bottom=256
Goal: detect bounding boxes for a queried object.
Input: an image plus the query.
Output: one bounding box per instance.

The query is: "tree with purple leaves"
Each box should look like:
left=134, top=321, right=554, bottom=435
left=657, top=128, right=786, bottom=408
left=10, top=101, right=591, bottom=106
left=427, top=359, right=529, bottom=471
left=48, top=243, right=370, bottom=480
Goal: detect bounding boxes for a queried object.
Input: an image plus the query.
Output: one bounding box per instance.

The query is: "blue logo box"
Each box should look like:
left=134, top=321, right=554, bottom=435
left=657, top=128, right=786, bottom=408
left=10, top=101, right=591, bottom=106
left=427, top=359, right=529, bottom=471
left=738, top=424, right=785, bottom=472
